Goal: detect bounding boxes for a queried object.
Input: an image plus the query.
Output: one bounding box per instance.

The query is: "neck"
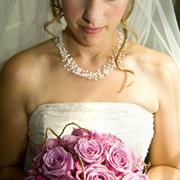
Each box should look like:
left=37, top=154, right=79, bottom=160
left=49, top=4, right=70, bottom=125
left=63, top=28, right=119, bottom=65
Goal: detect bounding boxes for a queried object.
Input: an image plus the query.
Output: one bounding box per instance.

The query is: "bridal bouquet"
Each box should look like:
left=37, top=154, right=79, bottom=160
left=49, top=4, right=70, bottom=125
left=25, top=123, right=149, bottom=180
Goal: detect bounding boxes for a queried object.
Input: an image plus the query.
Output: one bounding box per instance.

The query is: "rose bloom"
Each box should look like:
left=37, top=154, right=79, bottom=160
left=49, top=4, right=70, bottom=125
left=123, top=172, right=148, bottom=180
left=74, top=138, right=105, bottom=164
left=62, top=134, right=79, bottom=154
left=42, top=146, right=74, bottom=179
left=72, top=128, right=92, bottom=139
left=106, top=143, right=132, bottom=174
left=76, top=164, right=117, bottom=180
left=93, top=132, right=124, bottom=150
left=29, top=138, right=63, bottom=174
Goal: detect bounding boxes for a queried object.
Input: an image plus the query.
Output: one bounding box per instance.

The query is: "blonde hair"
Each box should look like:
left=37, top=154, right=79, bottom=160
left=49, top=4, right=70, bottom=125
left=115, top=0, right=136, bottom=76
left=44, top=0, right=64, bottom=37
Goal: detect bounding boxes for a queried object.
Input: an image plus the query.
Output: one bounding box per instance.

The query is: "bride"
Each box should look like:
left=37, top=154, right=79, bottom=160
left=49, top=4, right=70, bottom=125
left=0, top=0, right=179, bottom=179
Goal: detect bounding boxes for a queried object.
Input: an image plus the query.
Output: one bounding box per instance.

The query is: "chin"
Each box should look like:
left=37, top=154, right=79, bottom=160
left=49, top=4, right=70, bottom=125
left=78, top=35, right=107, bottom=47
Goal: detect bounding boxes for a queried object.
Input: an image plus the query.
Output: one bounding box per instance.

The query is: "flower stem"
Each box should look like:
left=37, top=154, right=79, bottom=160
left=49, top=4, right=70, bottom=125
left=45, top=127, right=59, bottom=150
left=58, top=122, right=82, bottom=137
left=77, top=152, right=86, bottom=180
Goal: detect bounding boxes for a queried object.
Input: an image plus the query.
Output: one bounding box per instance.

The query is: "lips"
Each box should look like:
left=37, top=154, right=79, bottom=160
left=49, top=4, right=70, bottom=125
left=80, top=26, right=104, bottom=34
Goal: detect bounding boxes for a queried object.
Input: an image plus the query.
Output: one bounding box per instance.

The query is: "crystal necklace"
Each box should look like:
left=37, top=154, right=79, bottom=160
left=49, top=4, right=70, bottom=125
left=55, top=31, right=126, bottom=80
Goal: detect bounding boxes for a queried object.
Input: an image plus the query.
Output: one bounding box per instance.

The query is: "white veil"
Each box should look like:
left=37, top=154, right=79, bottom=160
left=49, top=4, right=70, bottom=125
left=0, top=0, right=179, bottom=70
left=0, top=0, right=49, bottom=68
left=128, top=0, right=180, bottom=68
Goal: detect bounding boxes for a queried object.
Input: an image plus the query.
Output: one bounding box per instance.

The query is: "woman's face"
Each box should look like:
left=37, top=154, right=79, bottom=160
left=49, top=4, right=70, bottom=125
left=62, top=0, right=128, bottom=46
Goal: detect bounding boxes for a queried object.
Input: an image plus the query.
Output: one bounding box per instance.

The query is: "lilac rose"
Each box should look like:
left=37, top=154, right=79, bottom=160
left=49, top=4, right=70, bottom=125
left=106, top=143, right=132, bottom=173
left=62, top=135, right=79, bottom=153
left=74, top=138, right=105, bottom=164
left=93, top=132, right=124, bottom=150
left=72, top=128, right=91, bottom=138
left=76, top=164, right=117, bottom=180
left=30, top=139, right=63, bottom=174
left=42, top=146, right=74, bottom=178
left=46, top=138, right=62, bottom=149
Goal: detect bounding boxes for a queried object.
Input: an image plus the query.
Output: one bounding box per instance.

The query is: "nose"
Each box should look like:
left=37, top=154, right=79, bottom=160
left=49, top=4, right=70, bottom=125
left=82, top=0, right=102, bottom=25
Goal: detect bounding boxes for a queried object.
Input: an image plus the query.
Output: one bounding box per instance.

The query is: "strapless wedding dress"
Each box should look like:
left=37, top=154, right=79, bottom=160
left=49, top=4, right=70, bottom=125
left=24, top=102, right=154, bottom=171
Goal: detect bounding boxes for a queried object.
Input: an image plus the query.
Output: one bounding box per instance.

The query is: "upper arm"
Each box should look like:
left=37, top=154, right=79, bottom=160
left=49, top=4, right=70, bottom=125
left=148, top=57, right=180, bottom=170
left=0, top=55, right=30, bottom=169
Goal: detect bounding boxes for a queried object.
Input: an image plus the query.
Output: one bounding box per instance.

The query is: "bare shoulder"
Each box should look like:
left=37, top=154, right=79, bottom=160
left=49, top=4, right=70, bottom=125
left=0, top=38, right=57, bottom=91
left=127, top=41, right=179, bottom=80
left=127, top=41, right=179, bottom=111
left=0, top=38, right=59, bottom=113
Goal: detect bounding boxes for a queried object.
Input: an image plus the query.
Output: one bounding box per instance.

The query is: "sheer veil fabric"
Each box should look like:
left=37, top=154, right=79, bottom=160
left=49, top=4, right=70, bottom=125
left=0, top=0, right=179, bottom=69
left=0, top=0, right=49, bottom=68
left=130, top=0, right=180, bottom=69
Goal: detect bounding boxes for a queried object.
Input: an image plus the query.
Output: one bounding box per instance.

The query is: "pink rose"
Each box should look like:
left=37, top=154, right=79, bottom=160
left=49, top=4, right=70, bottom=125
left=30, top=139, right=62, bottom=173
left=46, top=138, right=62, bottom=149
left=94, top=132, right=124, bottom=150
left=42, top=146, right=74, bottom=178
left=62, top=135, right=79, bottom=153
left=106, top=143, right=132, bottom=173
left=123, top=172, right=148, bottom=180
left=72, top=128, right=91, bottom=138
left=76, top=164, right=117, bottom=180
left=74, top=138, right=104, bottom=164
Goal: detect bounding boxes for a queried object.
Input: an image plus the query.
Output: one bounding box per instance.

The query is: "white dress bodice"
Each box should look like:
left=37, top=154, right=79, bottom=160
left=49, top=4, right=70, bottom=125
left=24, top=102, right=154, bottom=171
